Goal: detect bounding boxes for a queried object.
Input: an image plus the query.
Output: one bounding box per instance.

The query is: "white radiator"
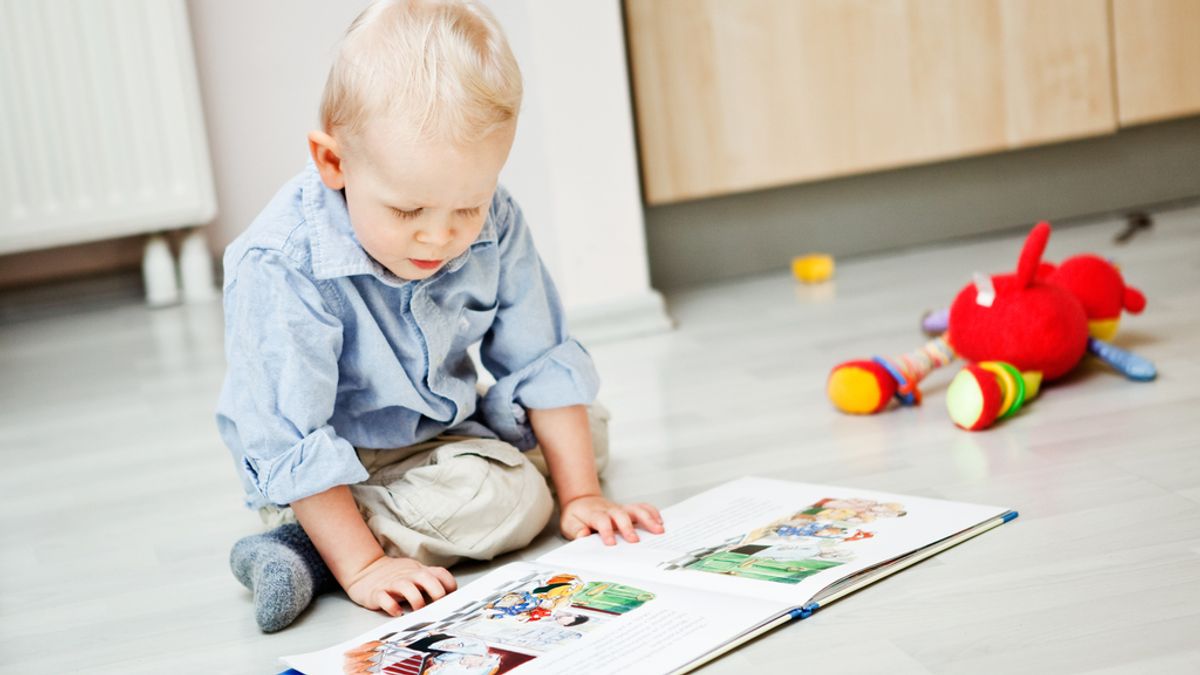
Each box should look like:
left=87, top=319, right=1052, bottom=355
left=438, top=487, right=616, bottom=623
left=0, top=0, right=215, bottom=266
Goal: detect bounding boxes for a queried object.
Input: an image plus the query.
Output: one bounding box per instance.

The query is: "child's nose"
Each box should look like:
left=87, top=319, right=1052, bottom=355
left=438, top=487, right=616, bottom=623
left=416, top=223, right=454, bottom=247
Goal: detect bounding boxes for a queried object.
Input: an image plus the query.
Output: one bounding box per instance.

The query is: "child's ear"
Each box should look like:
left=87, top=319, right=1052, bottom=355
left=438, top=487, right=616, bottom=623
left=308, top=130, right=346, bottom=190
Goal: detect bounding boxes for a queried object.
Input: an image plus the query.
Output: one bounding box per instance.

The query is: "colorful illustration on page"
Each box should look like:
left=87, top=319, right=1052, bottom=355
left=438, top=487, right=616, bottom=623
left=342, top=571, right=656, bottom=674
left=661, top=497, right=907, bottom=585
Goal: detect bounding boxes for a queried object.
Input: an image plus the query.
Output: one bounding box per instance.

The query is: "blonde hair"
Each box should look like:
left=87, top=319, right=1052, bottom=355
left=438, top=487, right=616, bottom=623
left=320, top=0, right=521, bottom=146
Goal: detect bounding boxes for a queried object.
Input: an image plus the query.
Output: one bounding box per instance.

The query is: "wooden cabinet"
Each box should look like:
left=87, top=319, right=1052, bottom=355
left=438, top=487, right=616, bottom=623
left=625, top=0, right=1128, bottom=205
left=1112, top=0, right=1200, bottom=125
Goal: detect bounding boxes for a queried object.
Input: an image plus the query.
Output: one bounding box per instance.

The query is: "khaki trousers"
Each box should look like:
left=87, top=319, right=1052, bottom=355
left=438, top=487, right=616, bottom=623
left=261, top=404, right=609, bottom=568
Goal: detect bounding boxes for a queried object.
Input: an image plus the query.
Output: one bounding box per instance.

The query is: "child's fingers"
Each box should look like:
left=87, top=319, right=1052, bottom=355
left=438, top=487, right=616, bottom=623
left=561, top=512, right=590, bottom=539
left=390, top=580, right=428, bottom=612
left=414, top=571, right=449, bottom=601
left=428, top=566, right=458, bottom=592
left=589, top=514, right=617, bottom=545
left=638, top=503, right=664, bottom=525
left=375, top=589, right=403, bottom=617
left=608, top=508, right=639, bottom=543
left=627, top=504, right=665, bottom=534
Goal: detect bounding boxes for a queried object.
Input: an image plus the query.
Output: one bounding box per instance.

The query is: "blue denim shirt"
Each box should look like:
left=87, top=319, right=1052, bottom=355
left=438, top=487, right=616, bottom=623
left=216, top=164, right=599, bottom=509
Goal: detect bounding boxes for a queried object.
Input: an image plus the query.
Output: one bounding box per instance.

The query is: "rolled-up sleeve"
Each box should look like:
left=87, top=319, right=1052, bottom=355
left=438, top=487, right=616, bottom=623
left=216, top=248, right=367, bottom=506
left=479, top=192, right=600, bottom=449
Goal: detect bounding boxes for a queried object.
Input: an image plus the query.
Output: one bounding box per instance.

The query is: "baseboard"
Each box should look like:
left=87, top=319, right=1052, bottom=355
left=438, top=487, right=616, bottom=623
left=645, top=115, right=1200, bottom=290
left=0, top=271, right=144, bottom=324
left=0, top=270, right=676, bottom=348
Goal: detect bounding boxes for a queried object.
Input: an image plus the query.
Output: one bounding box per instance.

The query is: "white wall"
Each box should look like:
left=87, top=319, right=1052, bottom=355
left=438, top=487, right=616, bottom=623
left=187, top=0, right=668, bottom=339
left=186, top=0, right=361, bottom=252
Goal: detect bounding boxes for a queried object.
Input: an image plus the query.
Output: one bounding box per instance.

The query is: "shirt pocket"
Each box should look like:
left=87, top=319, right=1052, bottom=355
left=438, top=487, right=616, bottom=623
left=454, top=301, right=498, bottom=349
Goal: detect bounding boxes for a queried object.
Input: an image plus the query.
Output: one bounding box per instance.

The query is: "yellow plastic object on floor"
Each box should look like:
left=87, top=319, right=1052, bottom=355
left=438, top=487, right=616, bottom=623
left=792, top=254, right=835, bottom=283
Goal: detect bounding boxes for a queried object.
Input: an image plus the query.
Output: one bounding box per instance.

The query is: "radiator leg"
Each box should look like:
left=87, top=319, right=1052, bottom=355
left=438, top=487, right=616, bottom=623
left=143, top=234, right=180, bottom=307
left=179, top=228, right=217, bottom=303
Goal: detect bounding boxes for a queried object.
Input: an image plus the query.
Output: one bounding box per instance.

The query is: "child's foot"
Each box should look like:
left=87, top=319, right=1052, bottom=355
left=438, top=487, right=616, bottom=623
left=229, top=523, right=336, bottom=632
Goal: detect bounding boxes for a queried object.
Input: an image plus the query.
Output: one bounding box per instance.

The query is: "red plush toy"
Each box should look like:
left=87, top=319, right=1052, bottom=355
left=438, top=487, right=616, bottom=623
left=826, top=222, right=1155, bottom=430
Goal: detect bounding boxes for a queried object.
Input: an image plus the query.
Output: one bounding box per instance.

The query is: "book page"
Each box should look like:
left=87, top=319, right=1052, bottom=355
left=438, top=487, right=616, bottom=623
left=282, top=561, right=786, bottom=675
left=537, top=477, right=1009, bottom=605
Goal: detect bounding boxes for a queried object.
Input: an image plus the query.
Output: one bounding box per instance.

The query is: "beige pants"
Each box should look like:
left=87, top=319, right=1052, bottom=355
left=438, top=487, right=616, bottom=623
left=261, top=404, right=609, bottom=568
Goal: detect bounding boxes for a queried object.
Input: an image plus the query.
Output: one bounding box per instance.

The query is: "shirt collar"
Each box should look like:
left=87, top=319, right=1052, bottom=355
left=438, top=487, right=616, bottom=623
left=302, top=161, right=498, bottom=285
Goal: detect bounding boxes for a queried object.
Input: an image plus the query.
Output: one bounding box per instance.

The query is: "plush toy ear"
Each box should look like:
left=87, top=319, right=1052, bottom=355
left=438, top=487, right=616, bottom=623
left=1016, top=221, right=1051, bottom=289
left=1035, top=261, right=1057, bottom=281
left=1124, top=286, right=1146, bottom=314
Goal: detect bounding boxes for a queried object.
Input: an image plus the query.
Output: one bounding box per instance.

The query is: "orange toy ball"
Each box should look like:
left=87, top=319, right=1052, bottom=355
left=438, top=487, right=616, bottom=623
left=792, top=254, right=835, bottom=283
left=827, top=360, right=896, bottom=414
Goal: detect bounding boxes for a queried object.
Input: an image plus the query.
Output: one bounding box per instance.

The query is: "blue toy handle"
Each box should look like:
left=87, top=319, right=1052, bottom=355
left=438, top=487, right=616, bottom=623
left=1088, top=337, right=1157, bottom=382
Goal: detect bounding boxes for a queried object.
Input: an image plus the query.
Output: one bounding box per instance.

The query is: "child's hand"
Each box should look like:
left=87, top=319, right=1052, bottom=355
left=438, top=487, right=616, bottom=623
left=344, top=555, right=457, bottom=616
left=561, top=494, right=664, bottom=545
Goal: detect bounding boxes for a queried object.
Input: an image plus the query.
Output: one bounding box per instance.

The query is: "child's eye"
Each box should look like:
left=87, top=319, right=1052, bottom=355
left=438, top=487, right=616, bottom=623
left=456, top=207, right=483, bottom=218
left=391, top=207, right=423, bottom=219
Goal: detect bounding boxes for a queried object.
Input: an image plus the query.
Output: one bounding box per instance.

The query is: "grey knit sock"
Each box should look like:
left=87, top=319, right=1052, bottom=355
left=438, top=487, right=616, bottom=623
left=230, top=523, right=337, bottom=632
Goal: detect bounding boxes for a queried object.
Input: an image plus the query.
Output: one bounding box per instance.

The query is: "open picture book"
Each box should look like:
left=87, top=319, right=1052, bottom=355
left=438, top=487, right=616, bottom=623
left=282, top=477, right=1016, bottom=675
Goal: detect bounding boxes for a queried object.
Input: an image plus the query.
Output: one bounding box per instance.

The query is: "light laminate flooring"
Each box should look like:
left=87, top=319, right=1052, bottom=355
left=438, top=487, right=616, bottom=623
left=1, top=206, right=1198, bottom=674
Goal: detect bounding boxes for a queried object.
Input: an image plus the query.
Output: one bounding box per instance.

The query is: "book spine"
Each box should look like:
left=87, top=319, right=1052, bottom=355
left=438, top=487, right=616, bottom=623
left=792, top=602, right=820, bottom=620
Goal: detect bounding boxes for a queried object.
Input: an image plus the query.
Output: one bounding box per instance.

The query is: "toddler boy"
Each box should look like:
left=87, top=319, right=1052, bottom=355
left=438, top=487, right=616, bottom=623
left=216, top=0, right=662, bottom=632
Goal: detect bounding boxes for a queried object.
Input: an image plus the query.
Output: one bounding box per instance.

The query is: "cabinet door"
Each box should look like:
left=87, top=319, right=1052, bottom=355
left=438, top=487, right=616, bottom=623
left=625, top=0, right=1116, bottom=204
left=1112, top=0, right=1200, bottom=126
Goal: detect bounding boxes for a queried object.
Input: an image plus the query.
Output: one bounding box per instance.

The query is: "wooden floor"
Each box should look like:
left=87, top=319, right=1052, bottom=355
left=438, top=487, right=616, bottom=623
left=1, top=206, right=1198, bottom=674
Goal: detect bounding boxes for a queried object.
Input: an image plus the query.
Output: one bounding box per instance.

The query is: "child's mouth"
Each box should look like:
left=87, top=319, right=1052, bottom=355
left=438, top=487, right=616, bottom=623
left=409, top=258, right=443, bottom=270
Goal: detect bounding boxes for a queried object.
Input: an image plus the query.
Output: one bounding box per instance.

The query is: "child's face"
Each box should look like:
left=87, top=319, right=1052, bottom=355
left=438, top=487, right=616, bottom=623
left=313, top=123, right=515, bottom=281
